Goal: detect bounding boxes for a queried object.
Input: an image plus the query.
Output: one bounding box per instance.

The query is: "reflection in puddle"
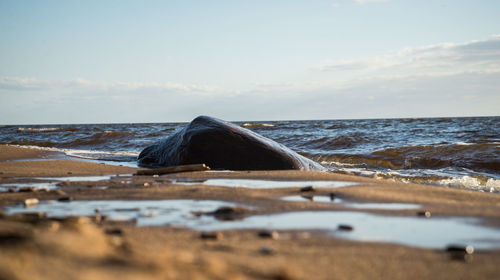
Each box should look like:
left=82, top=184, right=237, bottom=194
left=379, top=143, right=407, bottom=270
left=281, top=196, right=421, bottom=210
left=174, top=178, right=357, bottom=189
left=5, top=200, right=500, bottom=249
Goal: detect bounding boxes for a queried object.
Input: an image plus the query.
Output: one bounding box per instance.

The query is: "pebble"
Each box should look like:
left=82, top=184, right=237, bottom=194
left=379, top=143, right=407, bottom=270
left=200, top=231, right=223, bottom=240
left=67, top=172, right=72, bottom=175
left=57, top=196, right=73, bottom=202
left=446, top=245, right=474, bottom=255
left=329, top=193, right=336, bottom=201
left=446, top=245, right=474, bottom=262
left=417, top=210, right=432, bottom=218
left=143, top=182, right=150, bottom=187
left=18, top=187, right=36, bottom=192
left=258, top=230, right=279, bottom=240
left=105, top=228, right=124, bottom=236
left=300, top=186, right=315, bottom=192
left=259, top=246, right=276, bottom=255
left=8, top=188, right=16, bottom=193
left=337, top=224, right=354, bottom=231
left=23, top=198, right=39, bottom=207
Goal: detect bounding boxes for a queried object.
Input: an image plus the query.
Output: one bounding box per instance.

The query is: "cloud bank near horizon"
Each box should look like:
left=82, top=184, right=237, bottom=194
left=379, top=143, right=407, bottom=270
left=1, top=35, right=499, bottom=124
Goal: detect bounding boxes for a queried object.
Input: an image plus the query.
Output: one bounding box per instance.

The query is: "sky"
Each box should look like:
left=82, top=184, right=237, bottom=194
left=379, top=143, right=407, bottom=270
left=1, top=0, right=499, bottom=124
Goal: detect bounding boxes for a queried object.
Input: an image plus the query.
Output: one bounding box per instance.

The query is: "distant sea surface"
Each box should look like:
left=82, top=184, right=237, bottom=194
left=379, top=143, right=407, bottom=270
left=1, top=116, right=499, bottom=193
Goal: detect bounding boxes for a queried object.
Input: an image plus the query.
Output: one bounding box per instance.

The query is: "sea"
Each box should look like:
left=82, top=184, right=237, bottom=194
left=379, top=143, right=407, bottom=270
left=1, top=116, right=499, bottom=193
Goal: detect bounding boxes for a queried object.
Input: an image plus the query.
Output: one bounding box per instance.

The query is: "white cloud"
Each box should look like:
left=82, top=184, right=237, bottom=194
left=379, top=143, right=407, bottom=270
left=353, top=0, right=389, bottom=4
left=315, top=35, right=500, bottom=76
left=0, top=77, right=225, bottom=96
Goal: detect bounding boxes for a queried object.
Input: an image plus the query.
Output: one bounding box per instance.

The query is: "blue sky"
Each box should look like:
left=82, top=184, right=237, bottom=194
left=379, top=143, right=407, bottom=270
left=1, top=0, right=499, bottom=124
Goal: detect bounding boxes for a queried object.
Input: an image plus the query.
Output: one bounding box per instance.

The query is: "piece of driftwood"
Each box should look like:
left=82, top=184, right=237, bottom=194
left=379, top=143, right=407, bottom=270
left=135, top=163, right=210, bottom=176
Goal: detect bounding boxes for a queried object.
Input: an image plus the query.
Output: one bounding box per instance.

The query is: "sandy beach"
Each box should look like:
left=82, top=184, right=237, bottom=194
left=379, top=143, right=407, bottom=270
left=1, top=145, right=499, bottom=280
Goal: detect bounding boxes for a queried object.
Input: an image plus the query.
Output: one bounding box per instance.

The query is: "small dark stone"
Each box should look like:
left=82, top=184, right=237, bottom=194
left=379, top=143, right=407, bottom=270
left=200, top=231, right=222, bottom=240
left=417, top=210, right=431, bottom=218
left=105, top=228, right=124, bottom=235
left=446, top=245, right=474, bottom=254
left=18, top=187, right=36, bottom=192
left=258, top=230, right=279, bottom=239
left=57, top=196, right=73, bottom=202
left=329, top=193, right=336, bottom=201
left=210, top=206, right=250, bottom=221
left=8, top=188, right=16, bottom=193
left=338, top=224, right=354, bottom=231
left=300, top=185, right=315, bottom=192
left=67, top=172, right=72, bottom=175
left=259, top=246, right=276, bottom=255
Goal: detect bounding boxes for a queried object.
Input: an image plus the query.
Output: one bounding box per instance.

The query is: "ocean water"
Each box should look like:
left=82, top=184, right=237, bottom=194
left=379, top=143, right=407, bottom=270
left=1, top=116, right=499, bottom=192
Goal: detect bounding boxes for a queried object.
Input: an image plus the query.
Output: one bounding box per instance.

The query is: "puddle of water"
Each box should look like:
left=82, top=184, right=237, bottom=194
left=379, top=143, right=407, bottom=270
left=201, top=211, right=500, bottom=249
left=0, top=182, right=58, bottom=192
left=5, top=200, right=236, bottom=227
left=34, top=175, right=113, bottom=182
left=5, top=200, right=500, bottom=249
left=281, top=196, right=421, bottom=210
left=174, top=178, right=357, bottom=189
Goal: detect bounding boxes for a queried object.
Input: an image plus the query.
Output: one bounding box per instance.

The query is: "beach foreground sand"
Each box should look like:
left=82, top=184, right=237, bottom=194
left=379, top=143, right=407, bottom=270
left=1, top=145, right=499, bottom=279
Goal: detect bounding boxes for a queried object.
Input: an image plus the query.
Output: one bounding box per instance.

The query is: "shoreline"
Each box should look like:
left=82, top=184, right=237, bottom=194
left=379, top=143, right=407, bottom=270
left=1, top=144, right=500, bottom=279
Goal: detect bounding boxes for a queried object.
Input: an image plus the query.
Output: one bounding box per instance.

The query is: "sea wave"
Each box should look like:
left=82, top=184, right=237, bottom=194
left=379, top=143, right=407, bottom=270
left=311, top=142, right=499, bottom=173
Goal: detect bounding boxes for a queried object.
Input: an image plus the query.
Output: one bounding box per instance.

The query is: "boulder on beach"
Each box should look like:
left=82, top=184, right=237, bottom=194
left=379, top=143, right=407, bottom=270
left=138, top=116, right=325, bottom=171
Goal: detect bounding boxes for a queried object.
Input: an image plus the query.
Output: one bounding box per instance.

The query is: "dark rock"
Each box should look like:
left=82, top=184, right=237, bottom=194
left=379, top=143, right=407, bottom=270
left=329, top=193, right=336, bottom=201
left=299, top=185, right=315, bottom=192
left=200, top=231, right=223, bottom=240
left=259, top=246, right=276, bottom=255
left=57, top=196, right=73, bottom=202
left=208, top=206, right=251, bottom=221
left=258, top=230, right=279, bottom=239
left=138, top=116, right=325, bottom=171
left=18, top=186, right=36, bottom=192
left=338, top=224, right=354, bottom=231
left=417, top=210, right=431, bottom=218
left=446, top=245, right=474, bottom=262
left=105, top=228, right=124, bottom=235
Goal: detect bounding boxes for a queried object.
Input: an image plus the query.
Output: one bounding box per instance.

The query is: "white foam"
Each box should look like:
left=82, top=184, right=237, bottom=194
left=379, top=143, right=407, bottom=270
left=438, top=176, right=500, bottom=193
left=17, top=127, right=60, bottom=132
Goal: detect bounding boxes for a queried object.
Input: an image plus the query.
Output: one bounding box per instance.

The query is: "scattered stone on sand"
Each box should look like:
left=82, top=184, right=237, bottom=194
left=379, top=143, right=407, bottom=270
left=8, top=188, right=15, bottom=193
left=417, top=210, right=432, bottom=218
left=259, top=246, right=276, bottom=255
left=300, top=195, right=314, bottom=201
left=300, top=185, right=315, bottom=192
left=57, top=196, right=73, bottom=202
left=18, top=186, right=36, bottom=192
left=135, top=163, right=210, bottom=176
left=329, top=193, right=336, bottom=201
left=23, top=198, right=39, bottom=207
left=207, top=206, right=252, bottom=221
left=338, top=224, right=354, bottom=231
left=200, top=231, right=223, bottom=240
left=446, top=245, right=475, bottom=262
left=258, top=230, right=280, bottom=240
left=137, top=115, right=325, bottom=171
left=105, top=228, right=124, bottom=236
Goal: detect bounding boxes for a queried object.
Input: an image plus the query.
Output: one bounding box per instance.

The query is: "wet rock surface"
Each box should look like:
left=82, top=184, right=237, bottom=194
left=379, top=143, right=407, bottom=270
left=138, top=116, right=325, bottom=171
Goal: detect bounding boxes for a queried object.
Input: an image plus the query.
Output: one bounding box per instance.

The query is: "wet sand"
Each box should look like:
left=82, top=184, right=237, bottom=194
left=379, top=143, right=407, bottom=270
left=1, top=145, right=499, bottom=279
